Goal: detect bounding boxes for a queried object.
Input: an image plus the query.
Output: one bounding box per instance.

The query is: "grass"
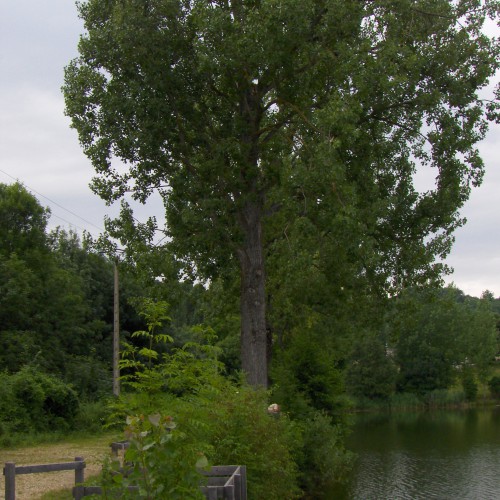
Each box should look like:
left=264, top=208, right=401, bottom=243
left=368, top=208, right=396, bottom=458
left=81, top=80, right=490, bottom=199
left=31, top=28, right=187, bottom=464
left=0, top=429, right=112, bottom=450
left=0, top=432, right=120, bottom=499
left=40, top=489, right=74, bottom=499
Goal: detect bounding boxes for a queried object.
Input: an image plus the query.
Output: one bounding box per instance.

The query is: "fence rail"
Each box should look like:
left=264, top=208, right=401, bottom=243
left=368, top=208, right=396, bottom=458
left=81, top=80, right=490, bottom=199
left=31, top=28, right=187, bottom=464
left=200, top=465, right=247, bottom=500
left=3, top=457, right=85, bottom=500
left=3, top=444, right=246, bottom=500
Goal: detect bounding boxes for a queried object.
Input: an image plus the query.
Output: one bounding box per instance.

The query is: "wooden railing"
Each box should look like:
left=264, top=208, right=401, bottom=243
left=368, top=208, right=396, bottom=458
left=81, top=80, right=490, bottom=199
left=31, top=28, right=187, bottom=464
left=200, top=465, right=247, bottom=500
left=73, top=465, right=247, bottom=499
left=3, top=442, right=247, bottom=500
left=3, top=457, right=85, bottom=500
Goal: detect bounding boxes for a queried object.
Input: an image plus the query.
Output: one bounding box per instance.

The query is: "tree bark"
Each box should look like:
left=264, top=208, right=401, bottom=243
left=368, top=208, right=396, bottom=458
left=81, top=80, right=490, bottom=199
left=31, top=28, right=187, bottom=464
left=238, top=200, right=268, bottom=388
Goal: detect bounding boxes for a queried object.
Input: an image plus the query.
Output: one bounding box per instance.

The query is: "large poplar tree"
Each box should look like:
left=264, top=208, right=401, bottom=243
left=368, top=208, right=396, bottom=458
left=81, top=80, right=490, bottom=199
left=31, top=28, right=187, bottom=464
left=64, top=0, right=499, bottom=387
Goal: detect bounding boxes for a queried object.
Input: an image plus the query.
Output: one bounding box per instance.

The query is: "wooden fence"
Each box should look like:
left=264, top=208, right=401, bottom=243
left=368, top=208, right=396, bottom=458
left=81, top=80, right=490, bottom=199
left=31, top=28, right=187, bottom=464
left=3, top=457, right=85, bottom=500
left=4, top=454, right=246, bottom=499
left=72, top=465, right=247, bottom=499
left=200, top=465, right=247, bottom=500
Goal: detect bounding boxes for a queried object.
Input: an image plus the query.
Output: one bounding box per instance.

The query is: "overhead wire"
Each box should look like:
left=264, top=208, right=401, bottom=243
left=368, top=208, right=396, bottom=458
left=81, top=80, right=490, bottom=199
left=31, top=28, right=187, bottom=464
left=0, top=167, right=105, bottom=233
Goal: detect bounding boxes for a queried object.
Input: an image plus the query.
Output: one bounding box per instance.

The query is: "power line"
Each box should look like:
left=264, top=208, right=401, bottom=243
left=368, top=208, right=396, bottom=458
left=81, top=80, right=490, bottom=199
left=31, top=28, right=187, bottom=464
left=0, top=168, right=105, bottom=233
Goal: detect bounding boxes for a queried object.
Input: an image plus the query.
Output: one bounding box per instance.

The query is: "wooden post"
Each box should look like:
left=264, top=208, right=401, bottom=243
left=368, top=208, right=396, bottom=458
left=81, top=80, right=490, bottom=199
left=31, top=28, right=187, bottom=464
left=113, top=259, right=120, bottom=397
left=239, top=465, right=247, bottom=500
left=4, top=462, right=15, bottom=500
left=74, top=457, right=85, bottom=500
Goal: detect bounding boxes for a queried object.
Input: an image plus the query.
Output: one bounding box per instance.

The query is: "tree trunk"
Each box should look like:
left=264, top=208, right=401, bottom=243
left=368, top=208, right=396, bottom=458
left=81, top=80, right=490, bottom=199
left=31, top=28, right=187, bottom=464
left=238, top=200, right=268, bottom=388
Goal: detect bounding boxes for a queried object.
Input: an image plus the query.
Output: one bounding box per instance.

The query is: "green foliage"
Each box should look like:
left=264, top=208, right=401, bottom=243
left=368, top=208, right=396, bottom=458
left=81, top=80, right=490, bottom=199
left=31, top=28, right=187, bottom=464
left=0, top=185, right=143, bottom=386
left=65, top=0, right=500, bottom=388
left=73, top=399, right=110, bottom=434
left=0, top=367, right=79, bottom=434
left=63, top=355, right=112, bottom=401
left=198, top=383, right=301, bottom=500
left=120, top=299, right=173, bottom=393
left=295, top=411, right=354, bottom=497
left=101, top=413, right=207, bottom=499
left=424, top=388, right=465, bottom=407
left=488, top=376, right=500, bottom=399
left=389, top=392, right=422, bottom=410
left=345, top=333, right=397, bottom=401
left=269, top=328, right=358, bottom=493
left=0, top=182, right=50, bottom=261
left=393, top=287, right=497, bottom=395
left=461, top=367, right=478, bottom=402
left=105, top=300, right=303, bottom=498
left=272, top=329, right=345, bottom=419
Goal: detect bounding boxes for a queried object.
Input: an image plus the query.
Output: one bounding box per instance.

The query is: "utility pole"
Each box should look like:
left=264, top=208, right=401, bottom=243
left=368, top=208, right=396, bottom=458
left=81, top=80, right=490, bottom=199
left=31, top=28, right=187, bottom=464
left=113, top=259, right=120, bottom=396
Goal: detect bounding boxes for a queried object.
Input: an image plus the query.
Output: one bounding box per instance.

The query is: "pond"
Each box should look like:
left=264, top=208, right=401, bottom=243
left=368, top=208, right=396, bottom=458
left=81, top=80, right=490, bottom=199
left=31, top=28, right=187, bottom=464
left=331, top=406, right=500, bottom=499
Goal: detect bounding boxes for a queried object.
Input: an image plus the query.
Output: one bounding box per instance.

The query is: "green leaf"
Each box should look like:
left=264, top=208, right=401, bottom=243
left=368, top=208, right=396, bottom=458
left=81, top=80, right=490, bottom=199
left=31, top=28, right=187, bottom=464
left=148, top=413, right=161, bottom=427
left=195, top=455, right=209, bottom=469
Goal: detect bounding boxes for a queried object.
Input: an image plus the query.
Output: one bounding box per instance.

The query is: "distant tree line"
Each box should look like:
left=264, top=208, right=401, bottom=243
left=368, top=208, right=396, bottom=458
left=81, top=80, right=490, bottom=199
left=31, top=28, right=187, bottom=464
left=1, top=181, right=499, bottom=418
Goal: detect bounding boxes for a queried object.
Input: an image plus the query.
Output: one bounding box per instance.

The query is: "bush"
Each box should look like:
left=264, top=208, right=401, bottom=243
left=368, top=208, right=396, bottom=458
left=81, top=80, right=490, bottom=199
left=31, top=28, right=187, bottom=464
left=462, top=368, right=478, bottom=402
left=488, top=375, right=500, bottom=398
left=200, top=383, right=301, bottom=499
left=101, top=412, right=208, bottom=499
left=424, top=388, right=465, bottom=407
left=345, top=334, right=397, bottom=401
left=3, top=367, right=79, bottom=432
left=105, top=300, right=353, bottom=499
left=73, top=399, right=110, bottom=433
left=389, top=392, right=422, bottom=410
left=295, top=411, right=354, bottom=496
left=108, top=379, right=302, bottom=499
left=64, top=355, right=112, bottom=401
left=271, top=331, right=345, bottom=419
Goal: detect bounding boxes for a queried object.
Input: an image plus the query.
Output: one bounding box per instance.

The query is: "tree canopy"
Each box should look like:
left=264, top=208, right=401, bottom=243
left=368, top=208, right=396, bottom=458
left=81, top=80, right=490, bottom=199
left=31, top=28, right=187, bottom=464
left=64, top=0, right=499, bottom=387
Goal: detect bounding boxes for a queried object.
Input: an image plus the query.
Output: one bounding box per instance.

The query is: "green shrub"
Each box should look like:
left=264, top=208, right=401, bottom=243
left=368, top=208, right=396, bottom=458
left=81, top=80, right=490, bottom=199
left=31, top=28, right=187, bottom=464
left=345, top=334, right=397, bottom=401
left=7, top=367, right=79, bottom=432
left=0, top=372, right=17, bottom=432
left=101, top=413, right=207, bottom=499
left=64, top=355, right=112, bottom=401
left=73, top=399, right=110, bottom=433
left=271, top=331, right=345, bottom=419
left=488, top=375, right=500, bottom=398
left=389, top=392, right=422, bottom=409
left=424, top=388, right=465, bottom=407
left=462, top=368, right=478, bottom=402
left=295, top=411, right=354, bottom=497
left=199, top=383, right=301, bottom=499
left=104, top=300, right=301, bottom=498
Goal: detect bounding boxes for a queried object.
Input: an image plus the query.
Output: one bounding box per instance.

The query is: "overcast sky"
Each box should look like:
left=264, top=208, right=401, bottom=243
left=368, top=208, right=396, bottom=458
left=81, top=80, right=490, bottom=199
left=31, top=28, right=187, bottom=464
left=0, top=1, right=499, bottom=298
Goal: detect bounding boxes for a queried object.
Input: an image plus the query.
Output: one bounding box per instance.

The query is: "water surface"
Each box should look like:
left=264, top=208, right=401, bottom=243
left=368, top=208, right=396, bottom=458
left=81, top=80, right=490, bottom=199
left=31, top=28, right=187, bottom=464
left=332, top=407, right=500, bottom=499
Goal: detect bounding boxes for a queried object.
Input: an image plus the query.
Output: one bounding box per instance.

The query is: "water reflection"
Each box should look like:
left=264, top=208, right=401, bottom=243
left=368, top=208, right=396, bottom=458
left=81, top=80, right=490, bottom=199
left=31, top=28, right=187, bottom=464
left=331, top=407, right=500, bottom=499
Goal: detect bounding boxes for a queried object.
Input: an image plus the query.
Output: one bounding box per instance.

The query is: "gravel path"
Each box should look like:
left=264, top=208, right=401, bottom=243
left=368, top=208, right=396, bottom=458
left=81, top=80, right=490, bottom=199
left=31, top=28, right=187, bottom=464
left=0, top=434, right=118, bottom=499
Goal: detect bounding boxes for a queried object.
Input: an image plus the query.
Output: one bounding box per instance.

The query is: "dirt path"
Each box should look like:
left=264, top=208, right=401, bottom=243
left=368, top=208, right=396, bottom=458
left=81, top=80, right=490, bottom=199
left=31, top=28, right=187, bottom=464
left=0, top=434, right=118, bottom=499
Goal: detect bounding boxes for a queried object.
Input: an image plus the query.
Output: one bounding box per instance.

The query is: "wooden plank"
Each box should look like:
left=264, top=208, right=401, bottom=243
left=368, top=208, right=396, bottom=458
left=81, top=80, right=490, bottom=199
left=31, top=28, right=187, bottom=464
left=233, top=471, right=241, bottom=500
left=12, top=461, right=85, bottom=475
left=80, top=486, right=103, bottom=495
left=224, top=483, right=235, bottom=500
left=201, top=485, right=229, bottom=498
left=200, top=465, right=238, bottom=476
left=207, top=487, right=219, bottom=500
left=206, top=477, right=229, bottom=486
left=239, top=466, right=247, bottom=500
